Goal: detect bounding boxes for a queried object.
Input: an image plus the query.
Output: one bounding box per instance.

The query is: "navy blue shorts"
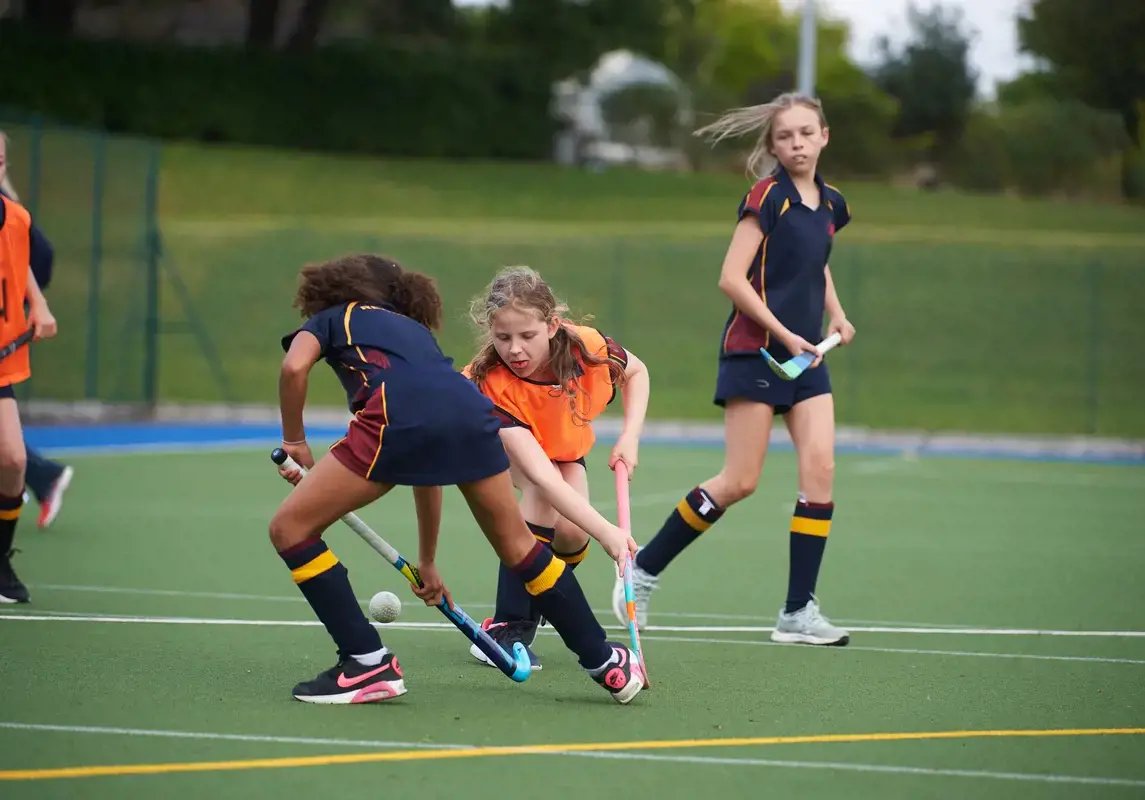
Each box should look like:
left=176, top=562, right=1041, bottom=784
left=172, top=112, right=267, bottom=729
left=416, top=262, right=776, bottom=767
left=330, top=374, right=510, bottom=487
left=0, top=384, right=13, bottom=400
left=713, top=355, right=832, bottom=415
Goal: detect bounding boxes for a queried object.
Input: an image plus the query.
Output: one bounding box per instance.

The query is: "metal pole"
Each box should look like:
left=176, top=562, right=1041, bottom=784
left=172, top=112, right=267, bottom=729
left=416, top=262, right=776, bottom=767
left=85, top=131, right=106, bottom=399
left=797, top=0, right=818, bottom=97
left=143, top=144, right=162, bottom=409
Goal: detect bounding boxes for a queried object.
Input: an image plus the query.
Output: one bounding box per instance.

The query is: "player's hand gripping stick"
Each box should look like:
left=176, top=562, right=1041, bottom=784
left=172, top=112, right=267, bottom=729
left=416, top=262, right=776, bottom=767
left=760, top=332, right=842, bottom=381
left=0, top=328, right=34, bottom=362
left=270, top=448, right=532, bottom=683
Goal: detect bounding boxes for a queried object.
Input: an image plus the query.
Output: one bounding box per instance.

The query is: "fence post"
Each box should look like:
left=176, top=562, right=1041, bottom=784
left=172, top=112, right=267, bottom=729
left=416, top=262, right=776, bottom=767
left=845, top=251, right=862, bottom=425
left=84, top=130, right=107, bottom=399
left=142, top=142, right=162, bottom=409
left=610, top=238, right=625, bottom=345
left=26, top=115, right=42, bottom=218
left=1086, top=260, right=1101, bottom=436
left=22, top=116, right=44, bottom=402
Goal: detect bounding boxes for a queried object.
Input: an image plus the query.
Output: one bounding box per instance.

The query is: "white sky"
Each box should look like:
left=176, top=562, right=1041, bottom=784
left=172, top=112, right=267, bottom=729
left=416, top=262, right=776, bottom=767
left=790, top=0, right=1037, bottom=97
left=454, top=0, right=1038, bottom=99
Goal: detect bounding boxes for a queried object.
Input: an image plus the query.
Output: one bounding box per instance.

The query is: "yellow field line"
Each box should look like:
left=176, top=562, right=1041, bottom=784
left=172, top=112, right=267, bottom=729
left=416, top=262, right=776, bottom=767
left=2, top=727, right=1142, bottom=782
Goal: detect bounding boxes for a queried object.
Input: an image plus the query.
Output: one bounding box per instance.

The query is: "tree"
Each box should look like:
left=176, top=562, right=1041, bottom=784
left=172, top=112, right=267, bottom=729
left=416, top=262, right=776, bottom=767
left=483, top=0, right=668, bottom=83
left=1017, top=0, right=1145, bottom=195
left=23, top=0, right=78, bottom=34
left=286, top=0, right=332, bottom=53
left=660, top=0, right=897, bottom=176
left=994, top=70, right=1063, bottom=108
left=365, top=0, right=461, bottom=42
left=871, top=1, right=978, bottom=161
left=246, top=0, right=281, bottom=48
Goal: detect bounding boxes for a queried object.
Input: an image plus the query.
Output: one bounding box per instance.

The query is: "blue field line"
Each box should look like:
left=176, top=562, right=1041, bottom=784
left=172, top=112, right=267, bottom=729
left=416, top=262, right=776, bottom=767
left=20, top=422, right=1145, bottom=466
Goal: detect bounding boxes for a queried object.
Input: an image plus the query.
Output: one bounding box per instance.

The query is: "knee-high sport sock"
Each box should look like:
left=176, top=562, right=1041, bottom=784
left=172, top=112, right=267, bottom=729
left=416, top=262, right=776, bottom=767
left=542, top=539, right=590, bottom=628
left=553, top=539, right=589, bottom=571
left=278, top=537, right=384, bottom=662
left=493, top=523, right=553, bottom=623
left=785, top=498, right=834, bottom=613
left=0, top=492, right=23, bottom=554
left=511, top=541, right=612, bottom=670
left=24, top=445, right=65, bottom=503
left=635, top=487, right=724, bottom=576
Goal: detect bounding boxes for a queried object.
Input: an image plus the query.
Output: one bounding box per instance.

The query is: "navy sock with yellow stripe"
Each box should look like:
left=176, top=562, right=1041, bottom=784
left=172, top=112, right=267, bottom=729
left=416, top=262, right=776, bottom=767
left=492, top=523, right=553, bottom=624
left=279, top=537, right=382, bottom=656
left=635, top=487, right=724, bottom=576
left=553, top=540, right=589, bottom=571
left=0, top=492, right=23, bottom=554
left=512, top=541, right=610, bottom=669
left=785, top=499, right=833, bottom=613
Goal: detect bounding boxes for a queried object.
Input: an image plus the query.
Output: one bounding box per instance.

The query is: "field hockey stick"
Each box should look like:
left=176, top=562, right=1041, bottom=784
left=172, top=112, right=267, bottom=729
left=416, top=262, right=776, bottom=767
left=0, top=328, right=34, bottom=362
left=614, top=460, right=650, bottom=688
left=760, top=332, right=842, bottom=381
left=269, top=448, right=532, bottom=683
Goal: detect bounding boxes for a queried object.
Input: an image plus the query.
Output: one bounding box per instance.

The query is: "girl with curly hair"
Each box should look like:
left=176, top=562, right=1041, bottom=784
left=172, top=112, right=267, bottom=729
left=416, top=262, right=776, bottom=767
left=272, top=254, right=644, bottom=706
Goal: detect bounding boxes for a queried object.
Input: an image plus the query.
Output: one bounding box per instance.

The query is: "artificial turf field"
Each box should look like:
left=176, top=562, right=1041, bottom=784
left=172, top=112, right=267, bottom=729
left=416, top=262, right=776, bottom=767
left=1, top=434, right=1143, bottom=798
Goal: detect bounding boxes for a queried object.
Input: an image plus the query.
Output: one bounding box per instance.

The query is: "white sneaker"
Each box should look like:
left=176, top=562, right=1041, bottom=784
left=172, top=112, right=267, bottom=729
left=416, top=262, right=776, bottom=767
left=611, top=553, right=657, bottom=628
left=770, top=598, right=850, bottom=646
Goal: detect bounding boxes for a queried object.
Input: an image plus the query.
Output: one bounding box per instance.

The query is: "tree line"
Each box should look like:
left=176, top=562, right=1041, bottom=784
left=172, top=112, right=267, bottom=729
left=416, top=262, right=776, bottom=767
left=6, top=0, right=1144, bottom=199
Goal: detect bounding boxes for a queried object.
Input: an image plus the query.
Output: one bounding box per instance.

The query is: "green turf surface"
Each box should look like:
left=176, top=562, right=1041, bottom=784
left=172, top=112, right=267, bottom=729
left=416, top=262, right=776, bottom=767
left=1, top=444, right=1143, bottom=797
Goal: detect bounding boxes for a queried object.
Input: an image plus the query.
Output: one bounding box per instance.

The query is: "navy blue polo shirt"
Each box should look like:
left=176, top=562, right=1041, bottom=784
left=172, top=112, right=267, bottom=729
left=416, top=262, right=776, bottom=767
left=719, top=166, right=850, bottom=361
left=281, top=300, right=458, bottom=413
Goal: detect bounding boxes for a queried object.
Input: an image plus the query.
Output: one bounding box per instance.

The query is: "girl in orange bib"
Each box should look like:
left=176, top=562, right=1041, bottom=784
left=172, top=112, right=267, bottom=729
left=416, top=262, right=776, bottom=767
left=462, top=266, right=650, bottom=670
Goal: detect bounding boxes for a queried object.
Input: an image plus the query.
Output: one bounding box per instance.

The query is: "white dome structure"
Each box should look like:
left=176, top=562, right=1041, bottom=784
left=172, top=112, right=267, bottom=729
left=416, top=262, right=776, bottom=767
left=551, top=50, right=692, bottom=171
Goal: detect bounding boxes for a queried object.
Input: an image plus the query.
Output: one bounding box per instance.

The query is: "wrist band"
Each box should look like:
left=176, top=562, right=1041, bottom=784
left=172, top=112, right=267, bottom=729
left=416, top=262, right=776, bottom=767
left=282, top=438, right=307, bottom=446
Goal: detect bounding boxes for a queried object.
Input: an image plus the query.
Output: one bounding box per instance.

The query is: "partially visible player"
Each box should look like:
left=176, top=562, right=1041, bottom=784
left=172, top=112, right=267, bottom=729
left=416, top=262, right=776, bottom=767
left=1, top=130, right=74, bottom=529
left=271, top=253, right=644, bottom=705
left=462, top=266, right=650, bottom=670
left=0, top=189, right=58, bottom=603
left=613, top=93, right=856, bottom=646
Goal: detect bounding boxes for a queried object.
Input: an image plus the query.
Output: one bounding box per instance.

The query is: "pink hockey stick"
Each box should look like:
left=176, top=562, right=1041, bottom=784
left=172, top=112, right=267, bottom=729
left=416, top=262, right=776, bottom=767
left=614, top=460, right=650, bottom=688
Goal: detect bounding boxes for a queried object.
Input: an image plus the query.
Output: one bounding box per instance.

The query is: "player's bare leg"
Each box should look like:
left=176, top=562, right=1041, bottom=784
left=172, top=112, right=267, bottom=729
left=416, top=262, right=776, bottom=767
left=616, top=399, right=774, bottom=626
left=460, top=471, right=643, bottom=704
left=271, top=454, right=406, bottom=704
left=0, top=396, right=29, bottom=603
left=772, top=393, right=848, bottom=646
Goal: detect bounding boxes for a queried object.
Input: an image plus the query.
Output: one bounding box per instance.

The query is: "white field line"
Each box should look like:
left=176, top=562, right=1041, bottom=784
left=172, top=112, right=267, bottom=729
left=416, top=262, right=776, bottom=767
left=566, top=751, right=1145, bottom=788
left=0, top=722, right=1141, bottom=789
left=4, top=610, right=1143, bottom=639
left=27, top=583, right=975, bottom=629
left=634, top=634, right=1145, bottom=666
left=2, top=613, right=1144, bottom=666
left=0, top=722, right=468, bottom=751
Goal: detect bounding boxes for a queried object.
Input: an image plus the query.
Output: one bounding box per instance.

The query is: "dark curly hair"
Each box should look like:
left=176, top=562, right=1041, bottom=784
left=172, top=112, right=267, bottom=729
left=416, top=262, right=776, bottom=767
left=293, top=254, right=443, bottom=331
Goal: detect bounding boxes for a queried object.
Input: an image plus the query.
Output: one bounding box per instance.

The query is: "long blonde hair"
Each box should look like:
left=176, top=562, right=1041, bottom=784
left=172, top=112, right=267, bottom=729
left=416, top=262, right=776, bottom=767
left=0, top=130, right=18, bottom=201
left=467, top=266, right=626, bottom=424
left=694, top=92, right=828, bottom=179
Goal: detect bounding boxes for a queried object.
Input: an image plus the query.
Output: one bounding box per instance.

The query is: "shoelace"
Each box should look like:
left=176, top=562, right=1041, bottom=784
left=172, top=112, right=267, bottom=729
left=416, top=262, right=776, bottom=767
left=631, top=569, right=658, bottom=605
left=800, top=598, right=834, bottom=627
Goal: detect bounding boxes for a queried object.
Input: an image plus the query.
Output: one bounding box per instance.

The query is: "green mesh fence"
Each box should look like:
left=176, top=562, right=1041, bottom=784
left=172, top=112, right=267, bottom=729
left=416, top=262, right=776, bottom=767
left=3, top=114, right=1140, bottom=436
left=1, top=112, right=160, bottom=409
left=163, top=224, right=1144, bottom=437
